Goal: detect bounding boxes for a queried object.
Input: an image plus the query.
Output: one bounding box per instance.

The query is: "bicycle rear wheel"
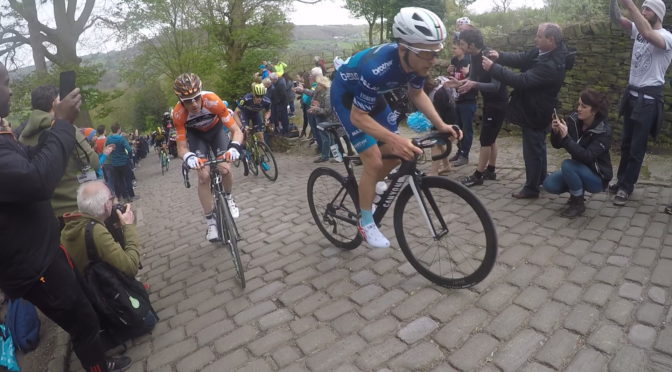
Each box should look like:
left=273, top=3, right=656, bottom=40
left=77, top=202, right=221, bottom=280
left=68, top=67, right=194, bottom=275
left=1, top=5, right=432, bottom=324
left=259, top=142, right=278, bottom=181
left=307, top=167, right=361, bottom=250
left=394, top=176, right=497, bottom=288
left=216, top=195, right=245, bottom=288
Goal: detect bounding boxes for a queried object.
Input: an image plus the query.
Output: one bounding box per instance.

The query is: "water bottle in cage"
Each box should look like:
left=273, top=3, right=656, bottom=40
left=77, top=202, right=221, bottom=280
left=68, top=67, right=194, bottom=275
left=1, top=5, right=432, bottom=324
left=330, top=143, right=343, bottom=162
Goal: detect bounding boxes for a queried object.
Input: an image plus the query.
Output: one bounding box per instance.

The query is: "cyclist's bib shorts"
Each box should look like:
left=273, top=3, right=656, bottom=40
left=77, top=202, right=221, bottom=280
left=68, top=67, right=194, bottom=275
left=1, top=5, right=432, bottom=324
left=331, top=87, right=397, bottom=153
left=187, top=123, right=231, bottom=159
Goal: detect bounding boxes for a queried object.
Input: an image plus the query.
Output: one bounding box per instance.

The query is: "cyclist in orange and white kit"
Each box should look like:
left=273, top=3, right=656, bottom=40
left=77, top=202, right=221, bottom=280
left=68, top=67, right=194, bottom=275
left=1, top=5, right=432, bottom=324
left=172, top=73, right=244, bottom=242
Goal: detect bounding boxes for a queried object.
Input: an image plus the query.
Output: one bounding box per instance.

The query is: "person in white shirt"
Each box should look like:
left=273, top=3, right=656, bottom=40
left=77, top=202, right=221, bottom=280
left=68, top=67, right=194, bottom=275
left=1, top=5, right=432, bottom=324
left=609, top=0, right=672, bottom=206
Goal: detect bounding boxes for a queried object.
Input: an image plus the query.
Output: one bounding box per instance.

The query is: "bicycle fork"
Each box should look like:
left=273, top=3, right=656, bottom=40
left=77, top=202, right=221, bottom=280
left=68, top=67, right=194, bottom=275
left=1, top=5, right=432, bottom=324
left=407, top=175, right=449, bottom=240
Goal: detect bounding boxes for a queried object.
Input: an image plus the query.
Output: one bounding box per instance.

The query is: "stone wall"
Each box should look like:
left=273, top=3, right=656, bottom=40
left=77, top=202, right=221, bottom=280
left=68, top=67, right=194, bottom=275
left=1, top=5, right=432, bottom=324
left=487, top=20, right=672, bottom=145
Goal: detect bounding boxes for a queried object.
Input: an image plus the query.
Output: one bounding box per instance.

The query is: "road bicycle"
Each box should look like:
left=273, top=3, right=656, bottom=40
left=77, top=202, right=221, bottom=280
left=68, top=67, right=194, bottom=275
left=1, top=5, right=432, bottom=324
left=159, top=146, right=170, bottom=175
left=182, top=156, right=245, bottom=288
left=307, top=124, right=497, bottom=288
left=239, top=126, right=278, bottom=181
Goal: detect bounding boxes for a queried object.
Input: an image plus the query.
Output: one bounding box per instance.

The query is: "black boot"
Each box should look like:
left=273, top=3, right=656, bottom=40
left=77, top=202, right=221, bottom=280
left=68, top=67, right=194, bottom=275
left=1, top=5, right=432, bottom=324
left=561, top=195, right=585, bottom=218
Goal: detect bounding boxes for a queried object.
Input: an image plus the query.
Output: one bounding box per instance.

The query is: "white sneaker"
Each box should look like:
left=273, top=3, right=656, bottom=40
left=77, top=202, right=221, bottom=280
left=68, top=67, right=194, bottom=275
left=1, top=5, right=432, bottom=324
left=226, top=196, right=240, bottom=218
left=358, top=222, right=390, bottom=249
left=206, top=223, right=219, bottom=242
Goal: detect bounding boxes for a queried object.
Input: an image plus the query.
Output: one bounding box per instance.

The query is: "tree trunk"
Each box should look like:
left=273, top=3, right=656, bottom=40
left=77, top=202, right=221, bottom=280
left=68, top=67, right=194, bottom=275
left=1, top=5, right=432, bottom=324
left=379, top=13, right=384, bottom=44
left=368, top=21, right=374, bottom=46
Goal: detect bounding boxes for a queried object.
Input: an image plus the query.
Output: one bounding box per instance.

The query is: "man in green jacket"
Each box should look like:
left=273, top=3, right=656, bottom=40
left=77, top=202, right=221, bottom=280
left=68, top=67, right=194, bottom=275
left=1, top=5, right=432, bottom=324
left=19, top=85, right=100, bottom=220
left=61, top=180, right=140, bottom=277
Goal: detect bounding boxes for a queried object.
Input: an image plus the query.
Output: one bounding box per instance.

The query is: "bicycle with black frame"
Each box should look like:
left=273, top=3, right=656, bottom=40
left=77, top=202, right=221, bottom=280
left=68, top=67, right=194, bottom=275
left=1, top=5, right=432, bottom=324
left=182, top=155, right=245, bottom=288
left=307, top=124, right=497, bottom=288
left=238, top=124, right=278, bottom=181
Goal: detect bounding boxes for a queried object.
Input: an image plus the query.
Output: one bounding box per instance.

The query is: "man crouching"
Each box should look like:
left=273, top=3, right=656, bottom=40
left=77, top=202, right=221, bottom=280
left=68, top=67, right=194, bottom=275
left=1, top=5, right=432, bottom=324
left=61, top=180, right=156, bottom=348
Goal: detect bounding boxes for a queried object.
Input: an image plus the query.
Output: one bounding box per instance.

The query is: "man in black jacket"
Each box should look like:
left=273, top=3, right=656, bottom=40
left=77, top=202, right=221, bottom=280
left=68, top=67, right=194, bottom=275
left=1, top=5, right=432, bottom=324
left=0, top=63, right=129, bottom=372
left=483, top=23, right=568, bottom=199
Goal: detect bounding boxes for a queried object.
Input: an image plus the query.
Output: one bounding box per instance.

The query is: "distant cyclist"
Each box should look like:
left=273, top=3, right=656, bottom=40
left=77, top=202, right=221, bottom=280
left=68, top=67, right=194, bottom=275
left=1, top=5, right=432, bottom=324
left=331, top=7, right=461, bottom=248
left=154, top=126, right=167, bottom=152
left=234, top=84, right=272, bottom=143
left=171, top=73, right=244, bottom=242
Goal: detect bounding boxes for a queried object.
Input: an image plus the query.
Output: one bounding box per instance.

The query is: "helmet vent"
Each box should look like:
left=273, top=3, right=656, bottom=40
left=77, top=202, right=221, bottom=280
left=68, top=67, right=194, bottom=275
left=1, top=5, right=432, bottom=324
left=415, top=25, right=432, bottom=37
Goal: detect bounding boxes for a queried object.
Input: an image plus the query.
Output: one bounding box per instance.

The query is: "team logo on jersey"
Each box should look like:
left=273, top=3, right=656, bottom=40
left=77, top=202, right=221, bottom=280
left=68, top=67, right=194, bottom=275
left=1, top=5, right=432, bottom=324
left=387, top=111, right=400, bottom=125
left=372, top=60, right=393, bottom=75
left=360, top=77, right=376, bottom=90
left=340, top=72, right=360, bottom=81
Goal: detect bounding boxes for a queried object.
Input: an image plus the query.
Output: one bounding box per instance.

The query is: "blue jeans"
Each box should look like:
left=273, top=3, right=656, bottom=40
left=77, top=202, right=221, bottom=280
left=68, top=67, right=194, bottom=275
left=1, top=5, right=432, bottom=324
left=616, top=95, right=656, bottom=194
left=308, top=114, right=322, bottom=148
left=318, top=125, right=334, bottom=160
left=455, top=102, right=476, bottom=158
left=521, top=126, right=548, bottom=195
left=543, top=159, right=604, bottom=196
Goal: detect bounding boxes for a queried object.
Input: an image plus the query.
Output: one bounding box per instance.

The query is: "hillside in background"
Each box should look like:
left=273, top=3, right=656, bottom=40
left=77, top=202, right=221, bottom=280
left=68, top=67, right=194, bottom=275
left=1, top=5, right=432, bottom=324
left=9, top=24, right=366, bottom=88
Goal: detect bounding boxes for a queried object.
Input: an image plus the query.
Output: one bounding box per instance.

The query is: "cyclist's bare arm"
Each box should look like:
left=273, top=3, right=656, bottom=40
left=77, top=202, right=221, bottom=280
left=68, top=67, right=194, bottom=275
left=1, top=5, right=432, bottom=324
left=227, top=118, right=244, bottom=144
left=408, top=88, right=462, bottom=139
left=232, top=109, right=244, bottom=130
left=177, top=140, right=189, bottom=159
left=350, top=106, right=420, bottom=160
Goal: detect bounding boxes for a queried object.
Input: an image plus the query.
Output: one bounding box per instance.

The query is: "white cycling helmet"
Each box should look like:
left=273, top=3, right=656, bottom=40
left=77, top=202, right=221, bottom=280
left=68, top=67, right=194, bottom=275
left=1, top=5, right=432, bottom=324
left=392, top=7, right=447, bottom=45
left=456, top=17, right=471, bottom=25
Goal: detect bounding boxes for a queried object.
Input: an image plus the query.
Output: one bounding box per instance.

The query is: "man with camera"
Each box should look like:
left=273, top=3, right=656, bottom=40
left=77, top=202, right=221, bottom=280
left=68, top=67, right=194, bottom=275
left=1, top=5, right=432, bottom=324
left=62, top=180, right=156, bottom=346
left=61, top=180, right=140, bottom=277
left=0, top=62, right=129, bottom=371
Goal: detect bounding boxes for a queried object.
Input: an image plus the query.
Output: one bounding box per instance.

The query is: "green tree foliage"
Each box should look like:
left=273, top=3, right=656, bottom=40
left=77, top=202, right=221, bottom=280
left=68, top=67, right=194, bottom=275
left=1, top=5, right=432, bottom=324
left=544, top=0, right=609, bottom=22
left=344, top=0, right=381, bottom=46
left=7, top=64, right=120, bottom=126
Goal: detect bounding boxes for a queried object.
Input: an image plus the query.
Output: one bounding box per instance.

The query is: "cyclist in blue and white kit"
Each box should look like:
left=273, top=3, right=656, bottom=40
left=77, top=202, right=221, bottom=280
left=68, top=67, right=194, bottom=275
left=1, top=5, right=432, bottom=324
left=331, top=7, right=462, bottom=248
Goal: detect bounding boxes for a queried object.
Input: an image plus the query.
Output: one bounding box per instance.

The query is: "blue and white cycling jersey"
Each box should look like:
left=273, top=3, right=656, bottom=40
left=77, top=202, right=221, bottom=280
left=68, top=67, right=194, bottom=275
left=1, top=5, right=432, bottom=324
left=331, top=43, right=425, bottom=152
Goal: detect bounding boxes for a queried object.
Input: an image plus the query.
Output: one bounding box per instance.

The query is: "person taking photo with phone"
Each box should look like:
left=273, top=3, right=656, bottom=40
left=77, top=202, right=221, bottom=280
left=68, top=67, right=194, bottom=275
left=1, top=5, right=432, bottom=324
left=0, top=62, right=130, bottom=372
left=543, top=89, right=613, bottom=218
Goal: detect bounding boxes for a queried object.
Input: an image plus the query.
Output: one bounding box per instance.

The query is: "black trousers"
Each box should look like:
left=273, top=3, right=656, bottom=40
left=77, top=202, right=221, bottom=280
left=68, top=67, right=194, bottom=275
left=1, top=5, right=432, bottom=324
left=22, top=249, right=108, bottom=372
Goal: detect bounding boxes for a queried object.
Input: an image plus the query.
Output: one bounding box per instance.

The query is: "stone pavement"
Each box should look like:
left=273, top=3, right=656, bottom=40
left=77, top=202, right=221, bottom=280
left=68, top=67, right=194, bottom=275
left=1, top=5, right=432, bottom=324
left=61, top=135, right=672, bottom=372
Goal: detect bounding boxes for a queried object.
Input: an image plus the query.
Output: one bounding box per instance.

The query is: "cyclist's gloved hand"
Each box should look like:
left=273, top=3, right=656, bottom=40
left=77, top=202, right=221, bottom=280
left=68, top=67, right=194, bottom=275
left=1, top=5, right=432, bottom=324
left=183, top=152, right=200, bottom=169
left=225, top=141, right=242, bottom=161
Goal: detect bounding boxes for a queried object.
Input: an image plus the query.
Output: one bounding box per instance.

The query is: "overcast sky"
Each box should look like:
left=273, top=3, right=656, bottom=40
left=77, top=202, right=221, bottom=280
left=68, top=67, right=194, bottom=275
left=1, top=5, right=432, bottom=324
left=288, top=0, right=546, bottom=25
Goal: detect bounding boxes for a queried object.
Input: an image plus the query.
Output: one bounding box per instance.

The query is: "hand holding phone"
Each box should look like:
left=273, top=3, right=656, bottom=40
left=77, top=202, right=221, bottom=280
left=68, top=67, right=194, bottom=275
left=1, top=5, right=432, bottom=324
left=59, top=71, right=76, bottom=100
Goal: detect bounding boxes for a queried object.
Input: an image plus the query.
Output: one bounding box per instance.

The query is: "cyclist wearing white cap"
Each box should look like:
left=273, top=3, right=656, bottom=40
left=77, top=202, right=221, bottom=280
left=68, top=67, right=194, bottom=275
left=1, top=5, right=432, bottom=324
left=331, top=7, right=462, bottom=248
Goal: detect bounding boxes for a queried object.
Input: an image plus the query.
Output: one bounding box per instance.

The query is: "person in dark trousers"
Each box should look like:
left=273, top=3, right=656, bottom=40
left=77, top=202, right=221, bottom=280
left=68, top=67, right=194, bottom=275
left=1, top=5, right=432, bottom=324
left=270, top=73, right=289, bottom=135
left=609, top=0, right=672, bottom=206
left=105, top=123, right=135, bottom=203
left=457, top=28, right=509, bottom=187
left=0, top=62, right=130, bottom=372
left=544, top=89, right=613, bottom=218
left=449, top=39, right=477, bottom=167
left=483, top=22, right=569, bottom=199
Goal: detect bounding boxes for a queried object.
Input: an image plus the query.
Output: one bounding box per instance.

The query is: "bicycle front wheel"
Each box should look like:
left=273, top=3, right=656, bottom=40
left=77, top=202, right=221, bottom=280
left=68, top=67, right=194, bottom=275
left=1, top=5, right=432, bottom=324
left=217, top=196, right=245, bottom=288
left=394, top=176, right=497, bottom=288
left=258, top=142, right=278, bottom=181
left=307, top=167, right=361, bottom=250
left=248, top=147, right=259, bottom=176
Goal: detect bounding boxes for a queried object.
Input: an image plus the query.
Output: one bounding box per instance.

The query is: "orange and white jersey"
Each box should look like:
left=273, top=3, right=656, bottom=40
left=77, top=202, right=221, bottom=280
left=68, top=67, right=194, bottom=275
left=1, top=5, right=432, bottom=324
left=171, top=91, right=235, bottom=141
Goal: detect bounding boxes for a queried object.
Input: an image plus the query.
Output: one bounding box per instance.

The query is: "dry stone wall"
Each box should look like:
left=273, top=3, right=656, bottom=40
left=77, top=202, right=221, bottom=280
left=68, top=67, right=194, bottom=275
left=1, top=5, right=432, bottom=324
left=487, top=20, right=672, bottom=145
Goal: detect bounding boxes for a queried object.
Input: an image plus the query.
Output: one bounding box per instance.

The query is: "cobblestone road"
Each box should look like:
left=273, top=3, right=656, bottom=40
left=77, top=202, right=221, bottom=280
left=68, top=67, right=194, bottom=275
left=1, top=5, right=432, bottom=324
left=68, top=136, right=672, bottom=372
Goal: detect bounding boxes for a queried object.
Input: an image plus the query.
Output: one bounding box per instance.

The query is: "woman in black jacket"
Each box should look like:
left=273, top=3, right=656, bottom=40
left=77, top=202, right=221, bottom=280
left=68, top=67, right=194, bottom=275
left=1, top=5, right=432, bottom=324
left=543, top=88, right=613, bottom=218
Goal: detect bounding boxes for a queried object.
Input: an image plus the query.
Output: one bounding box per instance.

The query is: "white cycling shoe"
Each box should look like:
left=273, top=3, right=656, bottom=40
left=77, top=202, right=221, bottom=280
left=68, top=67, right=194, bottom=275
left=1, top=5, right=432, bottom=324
left=226, top=196, right=240, bottom=219
left=206, top=223, right=219, bottom=242
left=358, top=222, right=390, bottom=249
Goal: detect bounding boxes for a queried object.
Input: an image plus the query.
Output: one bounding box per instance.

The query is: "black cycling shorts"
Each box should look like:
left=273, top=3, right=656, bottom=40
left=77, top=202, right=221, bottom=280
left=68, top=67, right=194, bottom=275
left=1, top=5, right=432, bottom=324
left=186, top=123, right=231, bottom=159
left=240, top=109, right=264, bottom=132
left=480, top=105, right=506, bottom=147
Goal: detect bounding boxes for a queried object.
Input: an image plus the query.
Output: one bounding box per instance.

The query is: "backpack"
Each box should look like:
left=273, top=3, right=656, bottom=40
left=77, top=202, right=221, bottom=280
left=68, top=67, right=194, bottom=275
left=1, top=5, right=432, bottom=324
left=79, top=221, right=157, bottom=346
left=5, top=298, right=40, bottom=353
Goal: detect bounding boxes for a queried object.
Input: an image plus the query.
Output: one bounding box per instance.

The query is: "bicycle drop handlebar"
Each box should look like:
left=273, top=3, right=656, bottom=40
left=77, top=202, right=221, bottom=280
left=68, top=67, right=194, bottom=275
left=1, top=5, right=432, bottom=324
left=181, top=157, right=231, bottom=189
left=380, top=127, right=458, bottom=162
